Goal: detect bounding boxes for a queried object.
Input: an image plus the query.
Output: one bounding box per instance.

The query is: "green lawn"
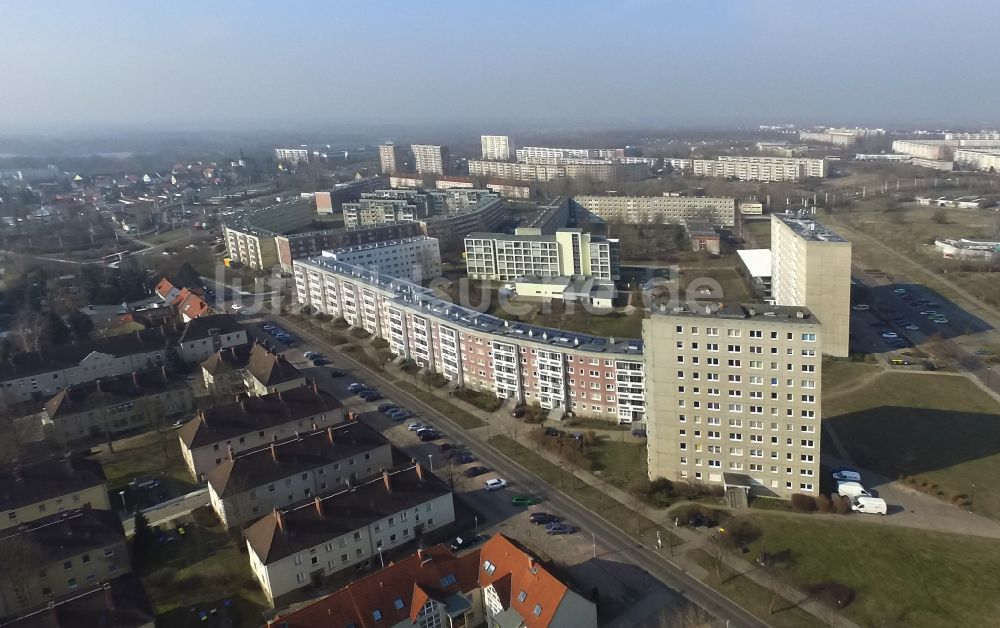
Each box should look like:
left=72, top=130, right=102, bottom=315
left=745, top=515, right=1000, bottom=628
left=394, top=381, right=486, bottom=429
left=97, top=432, right=195, bottom=490
left=142, top=510, right=268, bottom=627
left=825, top=371, right=1000, bottom=519
left=677, top=266, right=753, bottom=304
left=686, top=549, right=815, bottom=628
left=489, top=436, right=678, bottom=546
left=586, top=439, right=647, bottom=490
left=148, top=228, right=190, bottom=245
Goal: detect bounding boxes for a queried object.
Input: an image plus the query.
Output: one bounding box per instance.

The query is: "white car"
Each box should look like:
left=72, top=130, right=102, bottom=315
left=231, top=303, right=243, bottom=311
left=407, top=422, right=426, bottom=432
left=831, top=469, right=862, bottom=483
left=484, top=478, right=508, bottom=491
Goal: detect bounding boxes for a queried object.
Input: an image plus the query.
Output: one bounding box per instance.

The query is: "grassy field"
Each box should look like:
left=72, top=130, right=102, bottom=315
left=147, top=228, right=191, bottom=245
left=825, top=371, right=1000, bottom=518
left=686, top=549, right=816, bottom=628
left=677, top=265, right=753, bottom=304
left=742, top=219, right=772, bottom=249
left=745, top=515, right=1000, bottom=628
left=586, top=439, right=647, bottom=490
left=822, top=358, right=882, bottom=395
left=489, top=436, right=679, bottom=546
left=142, top=510, right=268, bottom=627
left=394, top=381, right=486, bottom=429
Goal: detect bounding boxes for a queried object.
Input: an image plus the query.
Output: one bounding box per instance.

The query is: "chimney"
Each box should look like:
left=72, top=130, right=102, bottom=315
left=227, top=445, right=235, bottom=460
left=312, top=380, right=319, bottom=395
left=132, top=371, right=140, bottom=386
left=314, top=496, right=324, bottom=518
left=274, top=509, right=285, bottom=534
left=382, top=470, right=392, bottom=493
left=270, top=443, right=278, bottom=462
left=160, top=365, right=167, bottom=380
left=311, top=421, right=317, bottom=431
left=103, top=581, right=115, bottom=611
left=528, top=557, right=536, bottom=572
left=95, top=379, right=102, bottom=393
left=240, top=400, right=247, bottom=413
left=327, top=426, right=335, bottom=445
left=414, top=463, right=424, bottom=482
left=277, top=389, right=283, bottom=402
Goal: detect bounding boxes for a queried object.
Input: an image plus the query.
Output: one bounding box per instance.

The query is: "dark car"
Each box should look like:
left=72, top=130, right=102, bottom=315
left=329, top=368, right=346, bottom=377
left=463, top=466, right=490, bottom=478
left=545, top=522, right=577, bottom=535
left=378, top=403, right=397, bottom=413
left=456, top=452, right=477, bottom=464
left=529, top=512, right=560, bottom=525
left=359, top=391, right=382, bottom=402
left=631, top=428, right=647, bottom=437
left=439, top=443, right=455, bottom=452
left=312, top=358, right=329, bottom=366
left=449, top=534, right=488, bottom=552
left=417, top=430, right=441, bottom=442
left=544, top=428, right=563, bottom=437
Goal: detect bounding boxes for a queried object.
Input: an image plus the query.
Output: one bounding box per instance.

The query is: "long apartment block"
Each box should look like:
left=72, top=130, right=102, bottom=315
left=571, top=195, right=736, bottom=227
left=691, top=156, right=827, bottom=182
left=643, top=303, right=822, bottom=499
left=464, top=228, right=620, bottom=281
left=293, top=256, right=647, bottom=424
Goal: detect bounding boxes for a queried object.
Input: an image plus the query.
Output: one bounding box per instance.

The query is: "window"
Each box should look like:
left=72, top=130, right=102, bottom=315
left=483, top=560, right=497, bottom=575
left=63, top=561, right=72, bottom=571
left=801, top=333, right=816, bottom=342
left=533, top=604, right=543, bottom=617
left=81, top=554, right=90, bottom=564
left=394, top=598, right=405, bottom=610
left=518, top=591, right=527, bottom=602
left=373, top=610, right=383, bottom=621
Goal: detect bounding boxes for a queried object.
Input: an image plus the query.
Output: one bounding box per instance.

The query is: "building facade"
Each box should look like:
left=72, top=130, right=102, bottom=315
left=643, top=304, right=822, bottom=499
left=412, top=144, right=448, bottom=175
left=891, top=139, right=956, bottom=161
left=572, top=195, right=736, bottom=227
left=245, top=464, right=455, bottom=604
left=321, top=236, right=441, bottom=283
left=480, top=135, right=511, bottom=161
left=207, top=422, right=393, bottom=528
left=379, top=144, right=400, bottom=174
left=464, top=228, right=620, bottom=281
left=274, top=148, right=309, bottom=164
left=770, top=213, right=851, bottom=357
left=292, top=257, right=646, bottom=423
left=691, top=156, right=827, bottom=182
left=0, top=459, right=110, bottom=531
left=954, top=149, right=1000, bottom=172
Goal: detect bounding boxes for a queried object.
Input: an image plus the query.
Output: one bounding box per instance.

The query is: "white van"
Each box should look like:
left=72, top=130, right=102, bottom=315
left=837, top=481, right=872, bottom=498
left=852, top=496, right=887, bottom=515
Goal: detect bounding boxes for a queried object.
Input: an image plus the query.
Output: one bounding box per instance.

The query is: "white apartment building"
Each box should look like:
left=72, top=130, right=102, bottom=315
left=891, top=139, right=957, bottom=161
left=207, top=422, right=393, bottom=528
left=468, top=160, right=641, bottom=183
left=274, top=148, right=309, bottom=164
left=691, top=156, right=827, bottom=182
left=643, top=303, right=822, bottom=499
left=245, top=464, right=454, bottom=604
left=378, top=144, right=399, bottom=174
left=954, top=149, right=1000, bottom=172
left=572, top=195, right=737, bottom=227
left=464, top=228, right=620, bottom=281
left=292, top=257, right=647, bottom=423
left=944, top=132, right=1000, bottom=141
left=342, top=190, right=428, bottom=229
left=321, top=236, right=441, bottom=283
left=480, top=135, right=511, bottom=161
left=411, top=144, right=447, bottom=175
left=770, top=213, right=851, bottom=357
left=515, top=147, right=594, bottom=161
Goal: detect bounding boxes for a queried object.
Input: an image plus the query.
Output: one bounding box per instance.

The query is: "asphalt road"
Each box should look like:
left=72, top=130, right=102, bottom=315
left=267, top=311, right=770, bottom=628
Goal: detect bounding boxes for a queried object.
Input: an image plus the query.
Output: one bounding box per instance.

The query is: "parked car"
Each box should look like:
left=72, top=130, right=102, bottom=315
left=347, top=382, right=368, bottom=393
left=837, top=481, right=872, bottom=498
left=484, top=478, right=508, bottom=491
left=631, top=428, right=647, bottom=437
left=359, top=390, right=381, bottom=402
left=464, top=466, right=490, bottom=478
left=312, top=358, right=329, bottom=367
left=449, top=534, right=488, bottom=552
left=545, top=522, right=576, bottom=535
left=303, top=351, right=320, bottom=360
left=417, top=430, right=441, bottom=442
left=511, top=495, right=537, bottom=507
left=529, top=512, right=560, bottom=525
left=329, top=368, right=346, bottom=377
left=831, top=468, right=862, bottom=483
left=407, top=422, right=426, bottom=432
left=544, top=428, right=563, bottom=437
left=456, top=452, right=477, bottom=464
left=851, top=496, right=887, bottom=515
left=378, top=403, right=397, bottom=413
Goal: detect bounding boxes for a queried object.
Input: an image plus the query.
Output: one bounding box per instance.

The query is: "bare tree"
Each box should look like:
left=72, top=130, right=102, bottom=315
left=0, top=535, right=45, bottom=613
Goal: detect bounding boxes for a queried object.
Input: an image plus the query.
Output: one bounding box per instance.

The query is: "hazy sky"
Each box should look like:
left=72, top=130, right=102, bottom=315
left=2, top=1, right=999, bottom=134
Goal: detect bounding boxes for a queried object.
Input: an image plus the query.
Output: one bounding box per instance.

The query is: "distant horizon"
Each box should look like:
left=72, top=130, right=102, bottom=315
left=3, top=1, right=1000, bottom=137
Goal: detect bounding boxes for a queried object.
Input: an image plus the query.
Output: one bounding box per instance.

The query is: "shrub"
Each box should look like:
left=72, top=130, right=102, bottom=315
left=803, top=582, right=855, bottom=608
left=832, top=494, right=853, bottom=515
left=791, top=493, right=817, bottom=512
left=582, top=430, right=598, bottom=446
left=371, top=337, right=389, bottom=349
left=719, top=517, right=760, bottom=549
left=816, top=494, right=833, bottom=513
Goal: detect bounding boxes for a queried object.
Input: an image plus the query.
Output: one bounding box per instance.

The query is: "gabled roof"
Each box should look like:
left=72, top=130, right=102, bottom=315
left=206, top=421, right=389, bottom=498
left=177, top=384, right=340, bottom=449
left=177, top=291, right=212, bottom=320
left=200, top=344, right=253, bottom=376
left=154, top=277, right=177, bottom=299
left=479, top=534, right=574, bottom=628
left=0, top=575, right=155, bottom=628
left=43, top=368, right=186, bottom=419
left=0, top=507, right=124, bottom=565
left=265, top=544, right=480, bottom=628
left=0, top=458, right=107, bottom=512
left=244, top=464, right=449, bottom=565
left=177, top=313, right=244, bottom=344
left=245, top=343, right=303, bottom=387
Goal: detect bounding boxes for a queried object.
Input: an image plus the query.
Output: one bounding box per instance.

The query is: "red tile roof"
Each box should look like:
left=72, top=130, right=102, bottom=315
left=154, top=277, right=177, bottom=299
left=266, top=544, right=480, bottom=628
left=478, top=535, right=571, bottom=628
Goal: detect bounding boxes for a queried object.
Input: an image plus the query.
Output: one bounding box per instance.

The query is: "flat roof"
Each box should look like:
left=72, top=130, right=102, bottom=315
left=736, top=249, right=772, bottom=278
left=773, top=211, right=847, bottom=243
left=652, top=302, right=817, bottom=324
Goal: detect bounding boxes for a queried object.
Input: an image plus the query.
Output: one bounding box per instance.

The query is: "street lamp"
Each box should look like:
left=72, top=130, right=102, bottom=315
left=474, top=515, right=479, bottom=535
left=118, top=490, right=128, bottom=516
left=377, top=545, right=385, bottom=568
left=427, top=454, right=434, bottom=473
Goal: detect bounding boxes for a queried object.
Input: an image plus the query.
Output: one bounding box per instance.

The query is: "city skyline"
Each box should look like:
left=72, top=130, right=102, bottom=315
left=3, top=1, right=1000, bottom=134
